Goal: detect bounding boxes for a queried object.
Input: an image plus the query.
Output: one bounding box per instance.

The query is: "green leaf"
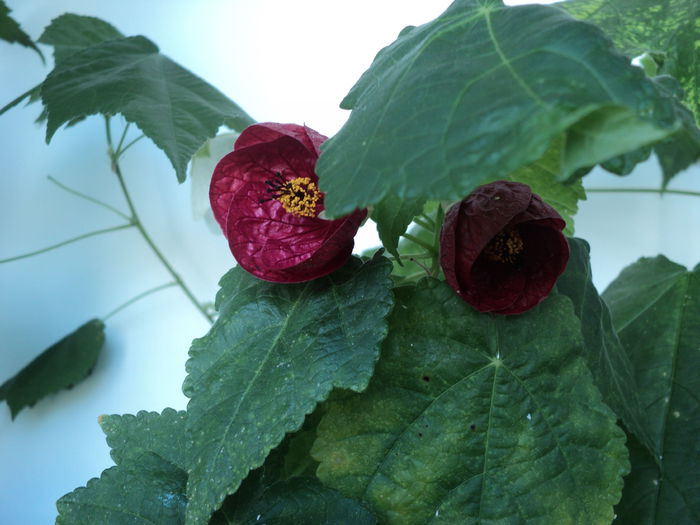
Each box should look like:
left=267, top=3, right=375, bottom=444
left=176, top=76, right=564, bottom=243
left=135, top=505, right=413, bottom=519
left=560, top=0, right=700, bottom=120
left=317, top=0, right=683, bottom=218
left=371, top=196, right=426, bottom=259
left=182, top=254, right=394, bottom=525
left=0, top=319, right=104, bottom=419
left=41, top=36, right=254, bottom=182
left=312, top=280, right=628, bottom=524
left=99, top=408, right=190, bottom=471
left=0, top=0, right=43, bottom=61
left=561, top=105, right=674, bottom=177
left=650, top=75, right=700, bottom=185
left=215, top=477, right=377, bottom=525
left=556, top=238, right=654, bottom=455
left=38, top=13, right=124, bottom=63
left=508, top=137, right=586, bottom=236
left=56, top=453, right=187, bottom=525
left=603, top=256, right=700, bottom=524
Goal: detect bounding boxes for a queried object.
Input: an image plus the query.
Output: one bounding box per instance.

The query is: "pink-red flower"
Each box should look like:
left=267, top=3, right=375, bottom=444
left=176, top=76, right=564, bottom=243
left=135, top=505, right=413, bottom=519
left=440, top=181, right=569, bottom=315
left=210, top=123, right=366, bottom=283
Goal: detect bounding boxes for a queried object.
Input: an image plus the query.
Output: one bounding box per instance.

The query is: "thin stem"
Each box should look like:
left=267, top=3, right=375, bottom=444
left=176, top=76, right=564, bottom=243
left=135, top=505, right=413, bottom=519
left=114, top=122, right=131, bottom=156
left=103, top=281, right=177, bottom=321
left=401, top=233, right=437, bottom=254
left=0, top=224, right=133, bottom=263
left=412, top=217, right=433, bottom=231
left=117, top=134, right=146, bottom=158
left=430, top=203, right=444, bottom=275
left=47, top=175, right=132, bottom=222
left=386, top=253, right=433, bottom=262
left=586, top=187, right=700, bottom=198
left=420, top=213, right=435, bottom=228
left=105, top=117, right=214, bottom=324
left=408, top=256, right=433, bottom=276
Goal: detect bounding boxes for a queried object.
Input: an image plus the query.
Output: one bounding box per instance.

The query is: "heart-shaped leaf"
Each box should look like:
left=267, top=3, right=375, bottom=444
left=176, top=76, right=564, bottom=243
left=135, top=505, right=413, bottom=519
left=183, top=255, right=394, bottom=524
left=312, top=280, right=628, bottom=524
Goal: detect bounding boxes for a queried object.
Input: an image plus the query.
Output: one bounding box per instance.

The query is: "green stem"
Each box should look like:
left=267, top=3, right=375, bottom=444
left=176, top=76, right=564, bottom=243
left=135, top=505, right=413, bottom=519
left=430, top=203, right=445, bottom=275
left=586, top=187, right=700, bottom=198
left=386, top=253, right=433, bottom=262
left=114, top=121, right=131, bottom=156
left=103, top=281, right=177, bottom=321
left=420, top=213, right=435, bottom=229
left=0, top=224, right=133, bottom=263
left=47, top=175, right=131, bottom=221
left=413, top=217, right=433, bottom=231
left=106, top=118, right=214, bottom=324
left=117, top=134, right=146, bottom=158
left=402, top=233, right=437, bottom=254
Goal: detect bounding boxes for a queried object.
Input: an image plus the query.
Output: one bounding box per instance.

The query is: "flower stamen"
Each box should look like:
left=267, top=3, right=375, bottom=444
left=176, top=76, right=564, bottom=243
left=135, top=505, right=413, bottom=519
left=259, top=172, right=321, bottom=217
left=483, top=228, right=524, bottom=264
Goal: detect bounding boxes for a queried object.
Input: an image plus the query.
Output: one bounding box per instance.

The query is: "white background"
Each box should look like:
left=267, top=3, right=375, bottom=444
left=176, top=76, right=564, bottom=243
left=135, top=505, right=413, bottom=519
left=1, top=1, right=698, bottom=523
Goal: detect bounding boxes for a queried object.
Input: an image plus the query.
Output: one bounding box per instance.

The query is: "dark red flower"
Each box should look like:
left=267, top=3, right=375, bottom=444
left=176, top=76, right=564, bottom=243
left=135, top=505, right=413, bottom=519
left=210, top=123, right=366, bottom=283
left=440, top=181, right=569, bottom=315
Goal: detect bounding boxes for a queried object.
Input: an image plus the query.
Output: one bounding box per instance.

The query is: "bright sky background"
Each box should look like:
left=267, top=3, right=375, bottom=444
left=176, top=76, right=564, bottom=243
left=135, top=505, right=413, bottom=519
left=0, top=1, right=698, bottom=523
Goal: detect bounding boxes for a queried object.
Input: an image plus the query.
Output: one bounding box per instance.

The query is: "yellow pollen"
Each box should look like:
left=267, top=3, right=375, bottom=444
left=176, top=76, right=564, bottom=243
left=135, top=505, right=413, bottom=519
left=483, top=228, right=524, bottom=264
left=275, top=177, right=320, bottom=217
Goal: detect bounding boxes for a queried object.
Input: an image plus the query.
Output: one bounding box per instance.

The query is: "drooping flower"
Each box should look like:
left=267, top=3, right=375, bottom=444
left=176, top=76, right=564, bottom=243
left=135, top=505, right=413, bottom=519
left=210, top=123, right=367, bottom=283
left=440, top=180, right=569, bottom=315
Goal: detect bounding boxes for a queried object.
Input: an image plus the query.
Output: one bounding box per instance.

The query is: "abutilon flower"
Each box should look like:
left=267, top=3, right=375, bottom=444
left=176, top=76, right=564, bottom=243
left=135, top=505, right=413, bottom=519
left=440, top=180, right=569, bottom=315
left=210, top=123, right=366, bottom=283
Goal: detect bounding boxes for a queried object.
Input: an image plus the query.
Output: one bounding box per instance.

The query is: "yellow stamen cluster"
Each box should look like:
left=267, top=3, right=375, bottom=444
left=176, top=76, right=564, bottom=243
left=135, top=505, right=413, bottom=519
left=276, top=177, right=320, bottom=217
left=483, top=228, right=524, bottom=264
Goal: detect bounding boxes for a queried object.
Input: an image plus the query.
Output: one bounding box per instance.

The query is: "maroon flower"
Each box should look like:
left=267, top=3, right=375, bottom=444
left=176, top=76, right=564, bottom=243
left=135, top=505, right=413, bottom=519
left=210, top=123, right=366, bottom=283
left=440, top=181, right=569, bottom=315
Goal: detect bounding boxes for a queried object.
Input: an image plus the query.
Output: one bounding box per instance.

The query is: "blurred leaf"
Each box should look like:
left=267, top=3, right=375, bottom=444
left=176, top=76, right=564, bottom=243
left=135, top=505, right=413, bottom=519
left=371, top=196, right=426, bottom=259
left=41, top=36, right=254, bottom=182
left=312, top=280, right=628, bottom=524
left=509, top=137, right=586, bottom=235
left=0, top=0, right=43, bottom=61
left=100, top=408, right=189, bottom=471
left=317, top=0, right=683, bottom=218
left=182, top=254, right=394, bottom=525
left=603, top=256, right=700, bottom=524
left=556, top=238, right=654, bottom=455
left=190, top=132, right=238, bottom=233
left=56, top=453, right=187, bottom=525
left=560, top=0, right=700, bottom=120
left=38, top=13, right=123, bottom=63
left=215, top=477, right=377, bottom=525
left=0, top=319, right=104, bottom=419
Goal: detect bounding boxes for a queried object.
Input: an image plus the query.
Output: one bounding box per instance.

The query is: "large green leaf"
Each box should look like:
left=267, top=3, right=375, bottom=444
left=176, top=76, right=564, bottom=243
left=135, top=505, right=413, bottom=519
left=214, top=478, right=377, bottom=525
left=182, top=255, right=394, bottom=525
left=603, top=256, right=700, bottom=524
left=56, top=453, right=187, bottom=525
left=560, top=0, right=700, bottom=120
left=0, top=319, right=104, bottom=419
left=312, top=280, right=628, bottom=524
left=100, top=408, right=189, bottom=471
left=316, top=0, right=683, bottom=218
left=41, top=36, right=254, bottom=182
left=556, top=238, right=654, bottom=455
left=508, top=137, right=586, bottom=236
left=38, top=13, right=123, bottom=63
left=0, top=0, right=43, bottom=60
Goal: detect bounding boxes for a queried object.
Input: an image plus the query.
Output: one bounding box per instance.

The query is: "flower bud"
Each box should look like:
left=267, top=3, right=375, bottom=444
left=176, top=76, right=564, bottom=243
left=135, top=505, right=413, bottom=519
left=440, top=180, right=569, bottom=314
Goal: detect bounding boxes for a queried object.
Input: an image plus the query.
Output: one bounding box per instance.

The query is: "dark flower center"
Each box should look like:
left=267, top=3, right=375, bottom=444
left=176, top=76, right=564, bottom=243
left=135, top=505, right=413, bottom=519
left=482, top=228, right=524, bottom=264
left=260, top=172, right=321, bottom=217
